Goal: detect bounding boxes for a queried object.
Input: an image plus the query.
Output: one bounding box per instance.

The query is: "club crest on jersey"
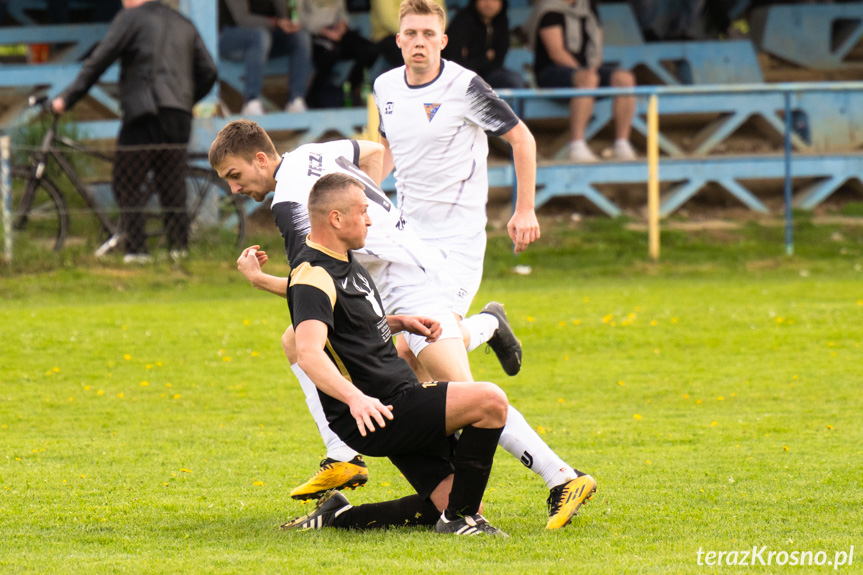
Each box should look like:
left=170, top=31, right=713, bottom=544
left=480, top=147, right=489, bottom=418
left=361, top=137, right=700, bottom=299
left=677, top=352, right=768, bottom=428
left=423, top=103, right=441, bottom=122
left=385, top=102, right=394, bottom=114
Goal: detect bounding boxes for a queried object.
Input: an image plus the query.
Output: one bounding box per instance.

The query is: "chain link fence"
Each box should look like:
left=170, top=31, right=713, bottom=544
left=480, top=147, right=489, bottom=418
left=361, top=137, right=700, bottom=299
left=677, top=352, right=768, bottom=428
left=1, top=137, right=247, bottom=263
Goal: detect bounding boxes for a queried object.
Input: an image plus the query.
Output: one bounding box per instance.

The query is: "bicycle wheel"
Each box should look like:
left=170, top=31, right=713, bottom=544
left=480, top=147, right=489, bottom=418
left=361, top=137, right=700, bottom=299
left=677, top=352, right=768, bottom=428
left=8, top=167, right=69, bottom=252
left=185, top=167, right=246, bottom=250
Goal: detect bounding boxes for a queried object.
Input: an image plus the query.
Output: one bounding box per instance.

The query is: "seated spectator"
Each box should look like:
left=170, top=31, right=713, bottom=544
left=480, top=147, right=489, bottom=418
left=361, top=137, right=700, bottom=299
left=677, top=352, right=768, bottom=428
left=301, top=0, right=379, bottom=108
left=443, top=0, right=526, bottom=89
left=219, top=0, right=313, bottom=115
left=370, top=0, right=446, bottom=73
left=526, top=0, right=637, bottom=162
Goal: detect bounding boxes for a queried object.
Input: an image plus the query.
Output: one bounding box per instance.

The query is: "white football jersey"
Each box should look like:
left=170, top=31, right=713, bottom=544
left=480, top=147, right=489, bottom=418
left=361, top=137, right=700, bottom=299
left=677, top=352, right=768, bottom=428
left=374, top=60, right=520, bottom=239
left=271, top=140, right=447, bottom=305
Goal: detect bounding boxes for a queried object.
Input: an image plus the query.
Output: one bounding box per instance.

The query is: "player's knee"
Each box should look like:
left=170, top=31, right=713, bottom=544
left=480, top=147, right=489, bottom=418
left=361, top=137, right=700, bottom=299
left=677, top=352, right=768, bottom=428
left=574, top=69, right=599, bottom=88
left=478, top=381, right=508, bottom=426
left=281, top=328, right=298, bottom=364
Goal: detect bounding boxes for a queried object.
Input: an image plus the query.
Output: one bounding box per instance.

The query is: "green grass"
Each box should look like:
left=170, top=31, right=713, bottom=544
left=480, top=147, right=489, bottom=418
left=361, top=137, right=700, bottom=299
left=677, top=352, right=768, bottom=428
left=2, top=218, right=862, bottom=573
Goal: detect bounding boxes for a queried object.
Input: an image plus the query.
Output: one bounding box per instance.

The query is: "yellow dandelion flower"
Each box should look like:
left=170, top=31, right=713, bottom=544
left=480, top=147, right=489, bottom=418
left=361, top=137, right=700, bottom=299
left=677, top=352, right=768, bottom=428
left=776, top=317, right=784, bottom=323
left=536, top=426, right=546, bottom=434
left=683, top=394, right=689, bottom=399
left=618, top=381, right=624, bottom=386
left=696, top=399, right=702, bottom=404
left=564, top=355, right=570, bottom=361
left=633, top=414, right=642, bottom=420
left=558, top=398, right=564, bottom=403
left=145, top=364, right=152, bottom=370
left=646, top=460, right=652, bottom=465
left=141, top=381, right=149, bottom=387
left=827, top=425, right=834, bottom=430
left=253, top=481, right=264, bottom=486
left=650, top=320, right=658, bottom=326
left=731, top=393, right=736, bottom=397
left=117, top=393, right=124, bottom=399
left=68, top=397, right=74, bottom=402
left=52, top=367, right=60, bottom=373
left=243, top=319, right=251, bottom=325
left=84, top=385, right=90, bottom=391
left=123, top=354, right=131, bottom=360
left=573, top=319, right=581, bottom=325
left=165, top=383, right=172, bottom=388
left=180, top=468, right=192, bottom=473
left=251, top=351, right=259, bottom=357
left=121, top=325, right=127, bottom=330
left=558, top=321, right=566, bottom=327
left=783, top=445, right=789, bottom=451
left=711, top=421, right=718, bottom=426
left=602, top=314, right=613, bottom=323
left=671, top=317, right=678, bottom=324
left=717, top=396, right=724, bottom=401
left=381, top=482, right=391, bottom=487
left=97, top=390, right=104, bottom=396
left=173, top=394, right=181, bottom=400
left=223, top=357, right=232, bottom=362
left=527, top=316, right=535, bottom=323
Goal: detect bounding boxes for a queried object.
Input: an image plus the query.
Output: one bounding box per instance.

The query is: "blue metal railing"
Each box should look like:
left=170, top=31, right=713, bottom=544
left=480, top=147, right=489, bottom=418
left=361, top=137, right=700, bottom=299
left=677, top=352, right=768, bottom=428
left=497, top=81, right=863, bottom=256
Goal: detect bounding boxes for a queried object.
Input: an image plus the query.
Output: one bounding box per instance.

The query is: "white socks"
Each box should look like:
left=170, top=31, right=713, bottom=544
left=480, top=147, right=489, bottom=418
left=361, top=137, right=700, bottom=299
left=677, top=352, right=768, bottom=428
left=498, top=405, right=577, bottom=489
left=292, top=364, right=577, bottom=488
left=291, top=363, right=359, bottom=463
left=461, top=312, right=500, bottom=352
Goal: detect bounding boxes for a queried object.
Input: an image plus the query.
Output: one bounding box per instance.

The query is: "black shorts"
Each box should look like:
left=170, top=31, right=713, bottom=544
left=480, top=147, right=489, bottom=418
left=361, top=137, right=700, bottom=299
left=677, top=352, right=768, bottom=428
left=330, top=381, right=454, bottom=499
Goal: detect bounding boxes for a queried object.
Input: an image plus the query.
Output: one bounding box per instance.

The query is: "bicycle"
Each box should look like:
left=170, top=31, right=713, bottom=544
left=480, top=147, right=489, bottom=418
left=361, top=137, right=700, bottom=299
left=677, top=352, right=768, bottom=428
left=7, top=96, right=246, bottom=255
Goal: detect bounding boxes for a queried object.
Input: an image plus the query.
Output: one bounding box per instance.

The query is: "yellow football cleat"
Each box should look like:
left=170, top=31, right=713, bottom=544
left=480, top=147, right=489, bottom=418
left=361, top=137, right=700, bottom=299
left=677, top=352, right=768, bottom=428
left=289, top=456, right=369, bottom=501
left=545, top=473, right=597, bottom=529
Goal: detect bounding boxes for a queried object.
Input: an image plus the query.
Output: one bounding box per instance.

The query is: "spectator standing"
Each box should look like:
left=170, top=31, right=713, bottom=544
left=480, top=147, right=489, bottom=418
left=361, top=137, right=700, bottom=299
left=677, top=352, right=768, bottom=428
left=300, top=0, right=379, bottom=108
left=52, top=0, right=217, bottom=263
left=219, top=0, right=313, bottom=114
left=443, top=0, right=526, bottom=89
left=526, top=0, right=637, bottom=162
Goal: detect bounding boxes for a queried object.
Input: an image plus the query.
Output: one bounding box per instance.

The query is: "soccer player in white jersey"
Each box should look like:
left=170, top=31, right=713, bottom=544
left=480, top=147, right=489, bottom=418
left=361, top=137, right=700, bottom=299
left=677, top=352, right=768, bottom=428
left=375, top=0, right=541, bottom=371
left=209, top=120, right=597, bottom=529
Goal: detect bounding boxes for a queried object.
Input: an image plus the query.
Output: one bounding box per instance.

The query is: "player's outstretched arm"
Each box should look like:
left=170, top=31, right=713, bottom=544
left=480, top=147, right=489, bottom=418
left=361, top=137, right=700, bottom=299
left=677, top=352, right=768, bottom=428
left=356, top=140, right=385, bottom=185
left=387, top=315, right=441, bottom=343
left=501, top=121, right=541, bottom=254
left=296, top=319, right=394, bottom=437
left=380, top=137, right=395, bottom=185
left=237, top=246, right=289, bottom=297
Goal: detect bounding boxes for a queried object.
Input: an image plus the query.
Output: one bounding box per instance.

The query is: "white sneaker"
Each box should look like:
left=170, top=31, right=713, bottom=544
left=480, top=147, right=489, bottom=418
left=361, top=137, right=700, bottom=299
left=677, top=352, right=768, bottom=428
left=170, top=249, right=188, bottom=262
left=285, top=97, right=307, bottom=113
left=122, top=253, right=152, bottom=265
left=241, top=99, right=265, bottom=116
left=568, top=140, right=599, bottom=163
left=612, top=139, right=637, bottom=160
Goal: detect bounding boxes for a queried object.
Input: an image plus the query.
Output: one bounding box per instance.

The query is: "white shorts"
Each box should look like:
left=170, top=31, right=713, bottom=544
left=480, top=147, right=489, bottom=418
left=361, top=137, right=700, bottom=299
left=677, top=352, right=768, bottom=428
left=383, top=275, right=463, bottom=358
left=422, top=230, right=487, bottom=319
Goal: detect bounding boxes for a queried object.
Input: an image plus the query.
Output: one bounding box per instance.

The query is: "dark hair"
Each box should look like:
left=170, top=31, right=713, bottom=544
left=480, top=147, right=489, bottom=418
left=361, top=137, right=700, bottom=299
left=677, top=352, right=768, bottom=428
left=308, top=173, right=365, bottom=220
left=208, top=120, right=279, bottom=169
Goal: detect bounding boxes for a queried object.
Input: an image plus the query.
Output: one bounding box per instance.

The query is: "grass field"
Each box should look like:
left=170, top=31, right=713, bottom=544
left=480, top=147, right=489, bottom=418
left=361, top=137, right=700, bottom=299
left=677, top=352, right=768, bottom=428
left=2, top=217, right=862, bottom=573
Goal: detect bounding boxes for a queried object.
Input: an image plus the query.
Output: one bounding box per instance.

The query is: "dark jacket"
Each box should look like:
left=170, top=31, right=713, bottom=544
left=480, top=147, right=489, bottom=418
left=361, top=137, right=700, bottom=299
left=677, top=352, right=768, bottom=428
left=442, top=0, right=511, bottom=78
left=62, top=1, right=217, bottom=122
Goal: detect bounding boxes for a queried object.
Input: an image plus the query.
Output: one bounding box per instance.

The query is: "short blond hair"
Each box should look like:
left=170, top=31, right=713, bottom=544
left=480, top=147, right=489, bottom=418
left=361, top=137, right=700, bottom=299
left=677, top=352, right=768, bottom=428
left=398, top=0, right=446, bottom=32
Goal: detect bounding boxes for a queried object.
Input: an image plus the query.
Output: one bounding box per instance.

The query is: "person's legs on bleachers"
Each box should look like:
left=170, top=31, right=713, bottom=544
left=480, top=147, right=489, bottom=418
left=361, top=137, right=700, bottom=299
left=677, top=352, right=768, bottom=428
left=570, top=68, right=600, bottom=162
left=219, top=26, right=270, bottom=114
left=271, top=27, right=313, bottom=112
left=607, top=66, right=637, bottom=160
